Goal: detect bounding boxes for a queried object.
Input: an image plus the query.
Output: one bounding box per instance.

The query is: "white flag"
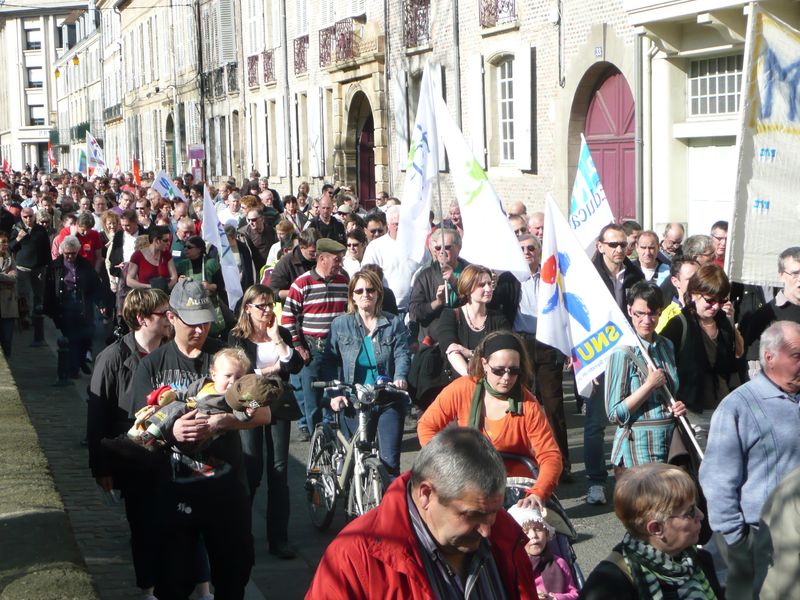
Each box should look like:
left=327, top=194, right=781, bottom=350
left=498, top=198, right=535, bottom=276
left=202, top=186, right=243, bottom=309
left=569, top=134, right=615, bottom=256
left=152, top=170, right=187, bottom=202
left=86, top=131, right=106, bottom=174
left=537, top=195, right=638, bottom=395
left=433, top=93, right=529, bottom=281
left=398, top=63, right=438, bottom=264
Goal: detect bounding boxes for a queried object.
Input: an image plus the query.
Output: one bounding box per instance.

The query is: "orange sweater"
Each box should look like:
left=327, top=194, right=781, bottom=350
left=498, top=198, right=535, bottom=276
left=417, top=376, right=563, bottom=500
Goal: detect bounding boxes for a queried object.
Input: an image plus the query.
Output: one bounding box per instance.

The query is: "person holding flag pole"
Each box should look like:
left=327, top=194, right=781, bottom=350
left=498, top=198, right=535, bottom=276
left=536, top=196, right=703, bottom=506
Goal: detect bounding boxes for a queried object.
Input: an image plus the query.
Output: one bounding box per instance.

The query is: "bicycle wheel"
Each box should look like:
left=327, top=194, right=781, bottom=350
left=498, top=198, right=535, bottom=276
left=348, top=456, right=390, bottom=518
left=305, top=426, right=338, bottom=531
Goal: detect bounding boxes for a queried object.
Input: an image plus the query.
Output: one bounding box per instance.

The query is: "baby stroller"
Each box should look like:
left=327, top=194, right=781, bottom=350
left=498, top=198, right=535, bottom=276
left=501, top=453, right=584, bottom=590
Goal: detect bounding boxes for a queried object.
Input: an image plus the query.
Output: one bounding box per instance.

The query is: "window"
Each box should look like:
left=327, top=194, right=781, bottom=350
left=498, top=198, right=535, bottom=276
left=497, top=57, right=514, bottom=162
left=25, top=28, right=42, bottom=50
left=27, top=67, right=43, bottom=88
left=688, top=54, right=743, bottom=116
left=28, top=105, right=46, bottom=126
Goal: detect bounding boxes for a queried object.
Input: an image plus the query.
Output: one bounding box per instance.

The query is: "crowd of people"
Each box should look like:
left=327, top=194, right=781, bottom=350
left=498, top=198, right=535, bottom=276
left=1, top=164, right=799, bottom=600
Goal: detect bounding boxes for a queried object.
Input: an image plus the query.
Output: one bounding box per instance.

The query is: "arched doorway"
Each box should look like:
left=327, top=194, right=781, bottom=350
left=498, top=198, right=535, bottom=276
left=345, top=91, right=376, bottom=202
left=583, top=67, right=636, bottom=221
left=165, top=113, right=176, bottom=176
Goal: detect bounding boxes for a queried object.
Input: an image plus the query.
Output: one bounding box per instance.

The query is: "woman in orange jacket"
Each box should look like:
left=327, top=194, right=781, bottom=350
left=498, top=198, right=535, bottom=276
left=418, top=331, right=563, bottom=508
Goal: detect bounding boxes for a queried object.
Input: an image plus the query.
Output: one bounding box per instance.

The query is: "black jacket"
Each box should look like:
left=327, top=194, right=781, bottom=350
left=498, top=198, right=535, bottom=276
left=108, top=226, right=146, bottom=277
left=408, top=258, right=469, bottom=341
left=268, top=245, right=316, bottom=296
left=590, top=252, right=645, bottom=314
left=86, top=332, right=148, bottom=478
left=9, top=223, right=50, bottom=269
left=307, top=216, right=345, bottom=245
left=43, top=255, right=102, bottom=328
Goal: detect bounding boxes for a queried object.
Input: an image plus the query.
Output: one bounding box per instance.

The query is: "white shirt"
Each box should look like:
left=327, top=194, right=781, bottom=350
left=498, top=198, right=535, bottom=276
left=361, top=234, right=419, bottom=310
left=343, top=255, right=361, bottom=279
left=217, top=206, right=244, bottom=228
left=122, top=231, right=137, bottom=262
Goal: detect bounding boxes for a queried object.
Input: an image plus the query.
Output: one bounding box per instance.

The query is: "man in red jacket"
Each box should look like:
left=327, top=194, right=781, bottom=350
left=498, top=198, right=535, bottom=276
left=306, top=427, right=537, bottom=599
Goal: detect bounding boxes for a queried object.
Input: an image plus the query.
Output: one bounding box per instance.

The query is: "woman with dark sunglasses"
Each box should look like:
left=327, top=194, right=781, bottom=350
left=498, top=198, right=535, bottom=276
left=324, top=269, right=411, bottom=477
left=418, top=331, right=562, bottom=509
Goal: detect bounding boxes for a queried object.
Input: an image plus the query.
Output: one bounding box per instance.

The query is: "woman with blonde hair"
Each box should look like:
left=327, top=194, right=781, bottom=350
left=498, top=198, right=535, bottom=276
left=324, top=269, right=411, bottom=476
left=581, top=463, right=721, bottom=599
left=229, top=284, right=303, bottom=559
left=437, top=263, right=510, bottom=377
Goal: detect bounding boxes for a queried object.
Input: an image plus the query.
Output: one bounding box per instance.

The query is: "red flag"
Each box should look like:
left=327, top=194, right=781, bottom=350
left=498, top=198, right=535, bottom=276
left=2, top=159, right=10, bottom=175
left=133, top=159, right=141, bottom=186
left=47, top=142, right=56, bottom=171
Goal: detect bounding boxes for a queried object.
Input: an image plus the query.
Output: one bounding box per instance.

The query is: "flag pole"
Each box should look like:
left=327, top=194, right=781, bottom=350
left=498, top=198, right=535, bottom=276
left=633, top=337, right=705, bottom=459
left=431, top=64, right=449, bottom=305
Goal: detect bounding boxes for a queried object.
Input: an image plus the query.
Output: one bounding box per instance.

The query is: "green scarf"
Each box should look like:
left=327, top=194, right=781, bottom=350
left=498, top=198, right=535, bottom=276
left=621, top=532, right=717, bottom=600
left=467, top=378, right=524, bottom=430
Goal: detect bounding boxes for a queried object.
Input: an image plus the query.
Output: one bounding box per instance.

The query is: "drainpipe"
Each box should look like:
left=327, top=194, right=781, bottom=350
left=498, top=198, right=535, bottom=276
left=195, top=0, right=207, bottom=178
left=383, top=0, right=392, bottom=191
left=634, top=32, right=644, bottom=224
left=279, top=0, right=293, bottom=194
left=452, top=0, right=462, bottom=127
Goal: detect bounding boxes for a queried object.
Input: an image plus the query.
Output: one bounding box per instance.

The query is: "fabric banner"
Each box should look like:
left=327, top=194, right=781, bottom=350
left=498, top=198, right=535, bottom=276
left=537, top=195, right=639, bottom=395
left=433, top=90, right=529, bottom=281
left=202, top=186, right=243, bottom=310
left=569, top=133, right=616, bottom=256
left=77, top=149, right=87, bottom=175
left=112, top=158, right=121, bottom=178
left=86, top=131, right=106, bottom=175
left=47, top=141, right=56, bottom=171
left=398, top=62, right=438, bottom=264
left=133, top=159, right=141, bottom=186
left=152, top=170, right=187, bottom=202
left=729, top=8, right=800, bottom=286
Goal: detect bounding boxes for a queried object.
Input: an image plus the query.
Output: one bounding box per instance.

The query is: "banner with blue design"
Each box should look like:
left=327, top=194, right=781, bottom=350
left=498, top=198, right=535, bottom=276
left=569, top=134, right=616, bottom=256
left=537, top=195, right=638, bottom=394
left=729, top=8, right=800, bottom=286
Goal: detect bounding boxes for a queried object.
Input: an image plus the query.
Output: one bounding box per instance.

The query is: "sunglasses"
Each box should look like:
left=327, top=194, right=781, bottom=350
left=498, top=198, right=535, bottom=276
left=368, top=228, right=384, bottom=235
left=602, top=241, right=628, bottom=249
left=520, top=245, right=537, bottom=253
left=346, top=242, right=361, bottom=248
left=434, top=245, right=453, bottom=252
left=247, top=217, right=261, bottom=223
left=249, top=302, right=271, bottom=312
left=136, top=206, right=148, bottom=210
left=700, top=295, right=726, bottom=307
left=353, top=287, right=376, bottom=296
left=487, top=364, right=521, bottom=377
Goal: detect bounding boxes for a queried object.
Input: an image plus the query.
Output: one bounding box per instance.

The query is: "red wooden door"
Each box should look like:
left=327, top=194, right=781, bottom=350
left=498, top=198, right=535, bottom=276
left=357, top=115, right=376, bottom=203
left=584, top=69, right=636, bottom=222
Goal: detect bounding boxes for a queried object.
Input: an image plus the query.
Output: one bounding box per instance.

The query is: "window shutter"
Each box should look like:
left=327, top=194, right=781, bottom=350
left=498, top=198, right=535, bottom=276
left=392, top=68, right=408, bottom=172
left=217, top=0, right=236, bottom=64
left=271, top=0, right=281, bottom=49
left=296, top=0, right=308, bottom=36
left=350, top=0, right=366, bottom=16
left=308, top=86, right=322, bottom=177
left=320, top=0, right=335, bottom=26
left=514, top=44, right=533, bottom=171
left=275, top=98, right=287, bottom=177
left=467, top=54, right=486, bottom=169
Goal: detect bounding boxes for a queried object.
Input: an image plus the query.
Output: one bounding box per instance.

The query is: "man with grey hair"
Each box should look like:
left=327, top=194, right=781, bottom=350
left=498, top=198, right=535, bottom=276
left=700, top=320, right=800, bottom=600
left=659, top=222, right=685, bottom=261
left=306, top=427, right=535, bottom=599
left=659, top=233, right=715, bottom=308
left=507, top=200, right=527, bottom=217
left=361, top=205, right=420, bottom=311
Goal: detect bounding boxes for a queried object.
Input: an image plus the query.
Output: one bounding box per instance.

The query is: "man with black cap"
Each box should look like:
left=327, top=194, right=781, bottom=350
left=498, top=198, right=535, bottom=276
left=282, top=238, right=349, bottom=431
left=128, top=278, right=268, bottom=600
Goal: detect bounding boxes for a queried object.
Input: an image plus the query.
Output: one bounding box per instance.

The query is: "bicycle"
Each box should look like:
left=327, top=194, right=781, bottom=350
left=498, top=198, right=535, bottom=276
left=304, top=379, right=408, bottom=531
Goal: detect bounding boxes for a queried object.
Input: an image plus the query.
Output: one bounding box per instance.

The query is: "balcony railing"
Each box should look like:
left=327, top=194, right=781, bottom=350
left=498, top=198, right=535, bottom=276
left=335, top=18, right=358, bottom=62
left=103, top=103, right=122, bottom=123
left=319, top=26, right=334, bottom=68
left=479, top=0, right=516, bottom=27
left=404, top=0, right=430, bottom=48
left=294, top=35, right=309, bottom=75
left=71, top=121, right=90, bottom=142
left=213, top=67, right=225, bottom=98
left=227, top=62, right=239, bottom=93
left=58, top=128, right=70, bottom=146
left=263, top=49, right=276, bottom=84
left=247, top=54, right=259, bottom=87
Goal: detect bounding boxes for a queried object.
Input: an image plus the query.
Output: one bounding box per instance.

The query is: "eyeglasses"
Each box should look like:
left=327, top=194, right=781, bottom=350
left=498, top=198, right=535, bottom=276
left=487, top=364, right=521, bottom=377
left=667, top=504, right=699, bottom=521
left=700, top=295, right=726, bottom=307
left=136, top=206, right=148, bottom=210
left=247, top=217, right=261, bottom=223
left=513, top=228, right=527, bottom=236
left=434, top=245, right=453, bottom=252
left=781, top=269, right=800, bottom=280
left=602, top=241, right=628, bottom=249
left=520, top=245, right=537, bottom=253
left=711, top=235, right=727, bottom=242
left=346, top=242, right=361, bottom=248
left=248, top=303, right=272, bottom=312
left=631, top=309, right=659, bottom=320
left=368, top=228, right=384, bottom=236
left=353, top=287, right=376, bottom=296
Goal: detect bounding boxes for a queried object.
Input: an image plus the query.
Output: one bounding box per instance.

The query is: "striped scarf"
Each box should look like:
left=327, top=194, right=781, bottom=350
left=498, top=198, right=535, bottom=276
left=621, top=533, right=717, bottom=600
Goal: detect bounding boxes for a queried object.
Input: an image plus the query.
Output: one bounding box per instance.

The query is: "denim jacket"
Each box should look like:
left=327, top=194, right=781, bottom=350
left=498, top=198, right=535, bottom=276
left=325, top=312, right=411, bottom=384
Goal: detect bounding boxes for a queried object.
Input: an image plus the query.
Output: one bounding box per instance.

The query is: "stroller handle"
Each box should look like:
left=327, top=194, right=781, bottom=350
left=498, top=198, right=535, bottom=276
left=499, top=452, right=540, bottom=480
